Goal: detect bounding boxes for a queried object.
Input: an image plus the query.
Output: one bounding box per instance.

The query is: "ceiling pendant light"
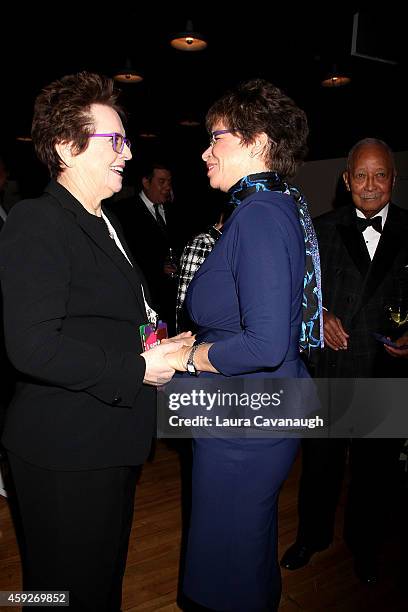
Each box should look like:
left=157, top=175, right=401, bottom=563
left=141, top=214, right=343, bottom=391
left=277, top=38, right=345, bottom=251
left=321, top=65, right=351, bottom=88
left=114, top=58, right=143, bottom=83
left=170, top=20, right=207, bottom=51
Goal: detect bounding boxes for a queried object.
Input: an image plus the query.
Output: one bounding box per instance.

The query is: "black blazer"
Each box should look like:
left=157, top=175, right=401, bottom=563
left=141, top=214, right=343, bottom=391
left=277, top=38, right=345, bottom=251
left=312, top=203, right=408, bottom=377
left=0, top=180, right=156, bottom=470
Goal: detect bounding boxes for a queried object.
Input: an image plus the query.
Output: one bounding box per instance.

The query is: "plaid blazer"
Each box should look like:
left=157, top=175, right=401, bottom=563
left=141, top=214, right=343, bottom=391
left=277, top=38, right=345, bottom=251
left=312, top=203, right=408, bottom=377
left=176, top=225, right=222, bottom=332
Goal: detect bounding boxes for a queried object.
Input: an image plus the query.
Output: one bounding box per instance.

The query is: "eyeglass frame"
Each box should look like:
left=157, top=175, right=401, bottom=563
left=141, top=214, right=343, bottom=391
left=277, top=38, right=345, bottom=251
left=209, top=129, right=277, bottom=151
left=209, top=129, right=234, bottom=147
left=88, top=132, right=131, bottom=154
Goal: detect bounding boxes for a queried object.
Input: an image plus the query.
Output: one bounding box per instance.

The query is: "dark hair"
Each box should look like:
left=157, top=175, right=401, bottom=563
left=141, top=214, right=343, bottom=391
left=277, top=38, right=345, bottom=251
left=206, top=79, right=308, bottom=178
left=140, top=161, right=172, bottom=182
left=31, top=71, right=122, bottom=178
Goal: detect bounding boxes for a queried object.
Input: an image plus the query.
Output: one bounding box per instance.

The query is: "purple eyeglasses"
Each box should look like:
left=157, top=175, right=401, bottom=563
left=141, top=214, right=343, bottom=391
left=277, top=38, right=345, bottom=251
left=88, top=132, right=131, bottom=154
left=209, top=129, right=233, bottom=147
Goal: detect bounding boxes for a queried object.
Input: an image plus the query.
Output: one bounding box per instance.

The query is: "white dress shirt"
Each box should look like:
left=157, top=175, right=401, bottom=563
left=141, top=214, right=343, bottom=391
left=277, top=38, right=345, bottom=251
left=356, top=203, right=389, bottom=260
left=322, top=203, right=390, bottom=313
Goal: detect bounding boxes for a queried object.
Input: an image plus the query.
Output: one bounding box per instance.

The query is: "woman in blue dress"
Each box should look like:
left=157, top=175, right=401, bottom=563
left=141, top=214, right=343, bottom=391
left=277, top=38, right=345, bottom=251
left=166, top=79, right=322, bottom=611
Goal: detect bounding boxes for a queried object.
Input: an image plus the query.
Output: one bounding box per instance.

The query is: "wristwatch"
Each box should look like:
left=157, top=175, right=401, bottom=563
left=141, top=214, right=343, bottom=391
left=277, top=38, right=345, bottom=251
left=186, top=344, right=201, bottom=376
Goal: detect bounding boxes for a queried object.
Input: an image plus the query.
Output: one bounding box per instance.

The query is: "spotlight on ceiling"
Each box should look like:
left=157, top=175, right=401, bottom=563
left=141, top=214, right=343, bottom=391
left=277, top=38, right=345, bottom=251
left=321, top=65, right=351, bottom=88
left=139, top=132, right=158, bottom=139
left=114, top=58, right=143, bottom=83
left=178, top=119, right=201, bottom=127
left=170, top=20, right=207, bottom=51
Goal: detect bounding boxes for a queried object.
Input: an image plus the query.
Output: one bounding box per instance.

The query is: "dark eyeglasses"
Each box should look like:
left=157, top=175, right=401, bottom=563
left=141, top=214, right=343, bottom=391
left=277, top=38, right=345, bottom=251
left=88, top=132, right=131, bottom=154
left=209, top=129, right=233, bottom=147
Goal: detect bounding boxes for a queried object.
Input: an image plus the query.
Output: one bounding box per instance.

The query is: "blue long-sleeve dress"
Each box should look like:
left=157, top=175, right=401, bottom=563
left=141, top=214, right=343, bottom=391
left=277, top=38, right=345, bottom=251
left=182, top=185, right=310, bottom=611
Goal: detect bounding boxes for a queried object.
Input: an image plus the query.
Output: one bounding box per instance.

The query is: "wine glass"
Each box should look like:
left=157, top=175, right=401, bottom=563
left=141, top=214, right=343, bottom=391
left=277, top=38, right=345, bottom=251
left=164, top=247, right=178, bottom=279
left=385, top=298, right=408, bottom=338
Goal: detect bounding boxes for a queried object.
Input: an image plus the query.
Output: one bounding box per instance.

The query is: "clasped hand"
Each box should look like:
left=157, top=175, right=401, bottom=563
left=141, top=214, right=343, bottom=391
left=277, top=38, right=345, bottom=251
left=161, top=332, right=195, bottom=372
left=142, top=331, right=194, bottom=385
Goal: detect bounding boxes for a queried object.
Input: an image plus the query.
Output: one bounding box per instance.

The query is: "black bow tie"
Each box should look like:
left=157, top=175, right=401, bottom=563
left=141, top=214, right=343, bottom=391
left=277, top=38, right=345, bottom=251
left=356, top=215, right=382, bottom=234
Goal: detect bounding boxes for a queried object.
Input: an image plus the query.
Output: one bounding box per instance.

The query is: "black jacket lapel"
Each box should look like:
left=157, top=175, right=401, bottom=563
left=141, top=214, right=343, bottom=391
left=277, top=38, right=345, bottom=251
left=45, top=181, right=147, bottom=316
left=138, top=196, right=168, bottom=236
left=358, top=204, right=408, bottom=311
left=336, top=207, right=371, bottom=278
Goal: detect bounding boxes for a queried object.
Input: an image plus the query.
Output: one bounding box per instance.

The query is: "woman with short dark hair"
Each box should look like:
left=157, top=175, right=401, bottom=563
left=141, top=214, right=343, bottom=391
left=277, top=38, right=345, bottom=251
left=167, top=79, right=322, bottom=610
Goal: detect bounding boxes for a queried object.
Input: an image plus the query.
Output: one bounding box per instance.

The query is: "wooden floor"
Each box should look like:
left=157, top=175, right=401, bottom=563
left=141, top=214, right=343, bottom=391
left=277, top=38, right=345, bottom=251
left=0, top=441, right=407, bottom=611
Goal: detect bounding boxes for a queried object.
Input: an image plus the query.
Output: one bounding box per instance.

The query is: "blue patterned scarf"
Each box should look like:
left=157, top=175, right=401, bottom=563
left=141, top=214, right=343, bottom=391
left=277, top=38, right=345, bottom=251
left=228, top=172, right=324, bottom=353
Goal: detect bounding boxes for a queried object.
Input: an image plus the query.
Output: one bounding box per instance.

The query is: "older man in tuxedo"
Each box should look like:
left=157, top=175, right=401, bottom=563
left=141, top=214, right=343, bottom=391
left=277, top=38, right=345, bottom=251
left=281, top=138, right=408, bottom=584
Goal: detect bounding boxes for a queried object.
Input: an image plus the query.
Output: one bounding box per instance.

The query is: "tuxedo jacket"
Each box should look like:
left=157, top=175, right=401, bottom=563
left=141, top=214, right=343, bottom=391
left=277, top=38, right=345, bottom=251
left=313, top=203, right=408, bottom=377
left=0, top=180, right=156, bottom=470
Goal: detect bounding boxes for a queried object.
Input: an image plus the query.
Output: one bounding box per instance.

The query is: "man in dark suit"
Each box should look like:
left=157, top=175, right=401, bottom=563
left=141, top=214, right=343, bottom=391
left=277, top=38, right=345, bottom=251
left=113, top=162, right=179, bottom=334
left=281, top=138, right=408, bottom=583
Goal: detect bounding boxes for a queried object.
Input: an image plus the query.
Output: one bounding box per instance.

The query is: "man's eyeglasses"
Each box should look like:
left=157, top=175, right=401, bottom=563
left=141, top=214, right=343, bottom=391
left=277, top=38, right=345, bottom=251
left=88, top=132, right=131, bottom=154
left=209, top=129, right=233, bottom=147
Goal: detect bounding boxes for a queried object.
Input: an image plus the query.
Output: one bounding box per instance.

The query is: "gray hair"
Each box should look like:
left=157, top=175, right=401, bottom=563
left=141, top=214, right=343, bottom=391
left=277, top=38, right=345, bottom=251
left=346, top=138, right=395, bottom=172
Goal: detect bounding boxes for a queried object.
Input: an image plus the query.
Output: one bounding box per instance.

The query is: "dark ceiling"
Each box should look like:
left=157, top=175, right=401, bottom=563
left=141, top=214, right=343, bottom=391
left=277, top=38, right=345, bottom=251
left=1, top=6, right=406, bottom=198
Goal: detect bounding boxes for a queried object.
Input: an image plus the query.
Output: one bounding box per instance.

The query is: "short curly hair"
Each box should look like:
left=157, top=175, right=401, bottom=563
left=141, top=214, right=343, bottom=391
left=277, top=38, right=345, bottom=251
left=206, top=79, right=309, bottom=178
left=31, top=71, right=122, bottom=178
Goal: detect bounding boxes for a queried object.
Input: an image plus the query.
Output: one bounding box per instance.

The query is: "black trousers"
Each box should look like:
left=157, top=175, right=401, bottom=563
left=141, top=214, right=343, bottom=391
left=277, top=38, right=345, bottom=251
left=296, top=438, right=402, bottom=555
left=8, top=452, right=140, bottom=612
